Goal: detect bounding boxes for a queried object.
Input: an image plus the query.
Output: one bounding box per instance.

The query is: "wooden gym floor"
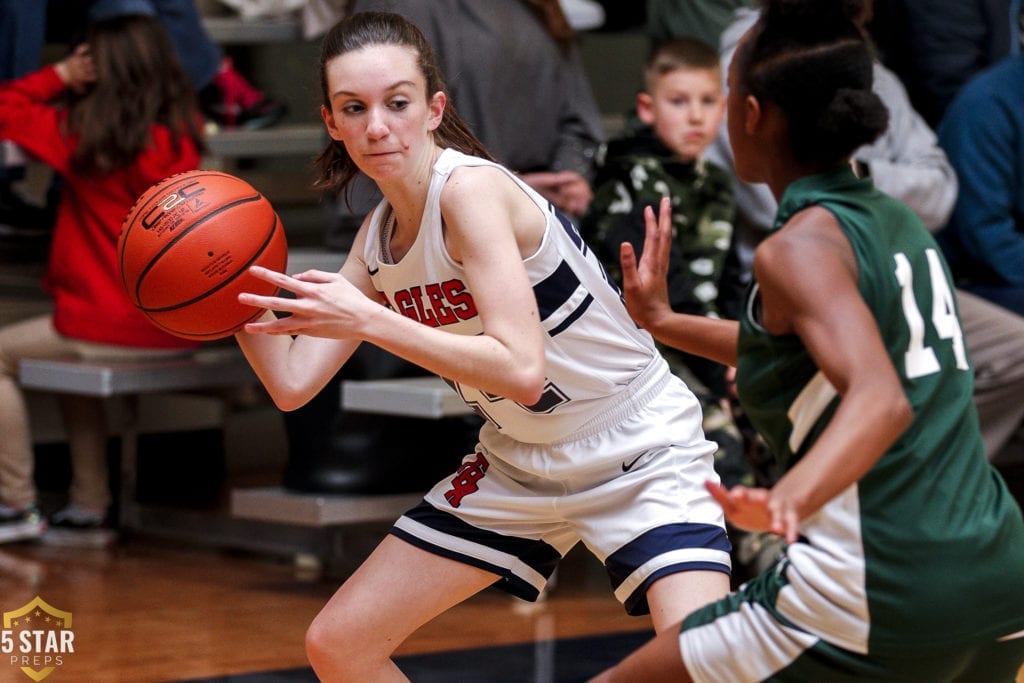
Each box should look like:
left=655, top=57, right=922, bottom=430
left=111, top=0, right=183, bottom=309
left=1, top=527, right=1022, bottom=683
left=0, top=535, right=648, bottom=682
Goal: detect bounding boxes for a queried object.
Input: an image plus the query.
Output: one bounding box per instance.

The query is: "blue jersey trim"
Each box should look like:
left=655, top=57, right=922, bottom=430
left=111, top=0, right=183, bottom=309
left=534, top=260, right=580, bottom=320
left=607, top=523, right=733, bottom=615
left=393, top=500, right=562, bottom=603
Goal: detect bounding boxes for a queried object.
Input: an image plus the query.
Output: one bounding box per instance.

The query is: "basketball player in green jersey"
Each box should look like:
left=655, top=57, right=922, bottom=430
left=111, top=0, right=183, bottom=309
left=590, top=0, right=1024, bottom=681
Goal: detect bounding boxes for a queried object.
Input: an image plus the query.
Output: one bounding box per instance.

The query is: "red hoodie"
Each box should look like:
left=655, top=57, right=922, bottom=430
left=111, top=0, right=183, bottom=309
left=0, top=65, right=202, bottom=349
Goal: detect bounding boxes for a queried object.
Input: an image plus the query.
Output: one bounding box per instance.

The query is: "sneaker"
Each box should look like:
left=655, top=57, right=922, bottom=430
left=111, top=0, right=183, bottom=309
left=42, top=504, right=117, bottom=549
left=0, top=504, right=46, bottom=544
left=199, top=57, right=287, bottom=130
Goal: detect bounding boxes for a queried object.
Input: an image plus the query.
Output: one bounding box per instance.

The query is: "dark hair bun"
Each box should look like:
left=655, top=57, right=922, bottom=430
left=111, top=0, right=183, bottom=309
left=817, top=88, right=889, bottom=156
left=740, top=0, right=885, bottom=163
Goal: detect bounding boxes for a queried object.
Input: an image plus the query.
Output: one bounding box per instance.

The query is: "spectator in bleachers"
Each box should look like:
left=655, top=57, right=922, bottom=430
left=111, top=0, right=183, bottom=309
left=705, top=4, right=1024, bottom=470
left=0, top=0, right=287, bottom=256
left=580, top=37, right=753, bottom=484
left=0, top=14, right=204, bottom=546
left=0, top=0, right=57, bottom=251
left=645, top=0, right=753, bottom=53
left=47, top=0, right=287, bottom=130
left=868, top=0, right=1021, bottom=128
left=936, top=54, right=1024, bottom=319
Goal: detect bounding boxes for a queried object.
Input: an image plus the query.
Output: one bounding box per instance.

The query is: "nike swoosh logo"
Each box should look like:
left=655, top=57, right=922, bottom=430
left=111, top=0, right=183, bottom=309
left=621, top=453, right=646, bottom=472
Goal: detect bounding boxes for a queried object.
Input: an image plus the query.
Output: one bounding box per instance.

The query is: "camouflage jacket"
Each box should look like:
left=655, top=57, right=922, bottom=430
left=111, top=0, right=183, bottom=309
left=581, top=126, right=737, bottom=396
left=581, top=126, right=735, bottom=319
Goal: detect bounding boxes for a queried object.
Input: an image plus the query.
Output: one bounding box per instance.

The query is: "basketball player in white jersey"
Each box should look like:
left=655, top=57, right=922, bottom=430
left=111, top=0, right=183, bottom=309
left=233, top=11, right=731, bottom=680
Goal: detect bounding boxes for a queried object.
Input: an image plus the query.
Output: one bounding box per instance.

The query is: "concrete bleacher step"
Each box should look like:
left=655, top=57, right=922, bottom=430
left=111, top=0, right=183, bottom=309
left=18, top=347, right=254, bottom=398
left=205, top=122, right=325, bottom=159
left=341, top=376, right=472, bottom=418
left=202, top=14, right=302, bottom=44
left=231, top=487, right=421, bottom=527
left=229, top=381, right=465, bottom=530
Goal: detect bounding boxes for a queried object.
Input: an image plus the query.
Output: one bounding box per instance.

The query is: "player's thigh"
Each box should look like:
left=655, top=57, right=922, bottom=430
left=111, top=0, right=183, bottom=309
left=645, top=569, right=730, bottom=634
left=312, top=534, right=499, bottom=652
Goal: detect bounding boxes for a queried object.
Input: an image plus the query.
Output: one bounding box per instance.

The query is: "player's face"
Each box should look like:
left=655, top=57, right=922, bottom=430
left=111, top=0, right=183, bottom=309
left=320, top=44, right=444, bottom=182
left=638, top=67, right=724, bottom=162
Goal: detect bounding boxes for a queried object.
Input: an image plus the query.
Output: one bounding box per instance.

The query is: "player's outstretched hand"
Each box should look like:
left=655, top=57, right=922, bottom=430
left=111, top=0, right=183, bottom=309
left=620, top=196, right=674, bottom=332
left=239, top=266, right=379, bottom=339
left=705, top=481, right=800, bottom=544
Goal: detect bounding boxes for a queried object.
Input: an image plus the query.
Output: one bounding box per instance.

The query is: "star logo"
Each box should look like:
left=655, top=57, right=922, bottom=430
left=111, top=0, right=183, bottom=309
left=3, top=597, right=74, bottom=681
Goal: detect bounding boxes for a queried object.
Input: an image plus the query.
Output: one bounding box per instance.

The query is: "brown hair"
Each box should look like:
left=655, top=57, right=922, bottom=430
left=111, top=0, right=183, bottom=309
left=315, top=10, right=494, bottom=195
left=643, top=37, right=721, bottom=92
left=66, top=14, right=205, bottom=176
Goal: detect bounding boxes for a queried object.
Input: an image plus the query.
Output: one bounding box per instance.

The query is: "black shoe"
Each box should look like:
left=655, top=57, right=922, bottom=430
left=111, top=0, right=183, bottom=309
left=0, top=504, right=46, bottom=544
left=42, top=505, right=117, bottom=548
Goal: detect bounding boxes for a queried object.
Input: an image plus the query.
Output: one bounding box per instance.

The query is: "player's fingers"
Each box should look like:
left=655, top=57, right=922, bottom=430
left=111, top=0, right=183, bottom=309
left=705, top=481, right=734, bottom=511
left=248, top=264, right=295, bottom=285
left=242, top=318, right=295, bottom=336
left=620, top=242, right=638, bottom=282
left=765, top=497, right=798, bottom=543
left=642, top=204, right=659, bottom=257
left=785, top=512, right=800, bottom=544
left=726, top=484, right=751, bottom=503
left=654, top=196, right=673, bottom=266
left=290, top=269, right=337, bottom=283
left=237, top=291, right=295, bottom=311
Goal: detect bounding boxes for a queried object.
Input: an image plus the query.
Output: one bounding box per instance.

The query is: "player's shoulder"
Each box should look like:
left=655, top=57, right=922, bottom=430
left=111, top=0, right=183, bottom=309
left=442, top=163, right=520, bottom=209
left=759, top=206, right=845, bottom=272
left=446, top=162, right=512, bottom=190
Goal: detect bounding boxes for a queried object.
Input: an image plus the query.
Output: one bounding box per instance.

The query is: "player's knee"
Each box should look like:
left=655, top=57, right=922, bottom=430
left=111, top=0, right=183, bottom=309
left=305, top=606, right=371, bottom=673
left=305, top=611, right=346, bottom=668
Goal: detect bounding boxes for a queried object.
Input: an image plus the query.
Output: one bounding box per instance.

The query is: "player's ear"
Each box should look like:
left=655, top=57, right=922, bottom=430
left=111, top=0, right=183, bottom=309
left=744, top=94, right=762, bottom=134
left=427, top=91, right=446, bottom=132
left=321, top=104, right=343, bottom=141
left=636, top=92, right=655, bottom=125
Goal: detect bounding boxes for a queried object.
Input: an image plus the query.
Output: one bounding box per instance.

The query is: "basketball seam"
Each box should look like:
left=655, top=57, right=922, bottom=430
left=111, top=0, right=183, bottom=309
left=140, top=212, right=282, bottom=314
left=119, top=170, right=239, bottom=298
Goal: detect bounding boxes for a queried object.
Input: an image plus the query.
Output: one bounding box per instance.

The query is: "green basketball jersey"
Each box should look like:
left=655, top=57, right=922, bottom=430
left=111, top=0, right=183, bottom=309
left=735, top=166, right=1024, bottom=655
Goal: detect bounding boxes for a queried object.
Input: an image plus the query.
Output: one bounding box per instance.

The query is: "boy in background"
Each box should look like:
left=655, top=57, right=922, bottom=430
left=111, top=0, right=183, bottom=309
left=583, top=37, right=735, bottom=387
left=582, top=39, right=767, bottom=566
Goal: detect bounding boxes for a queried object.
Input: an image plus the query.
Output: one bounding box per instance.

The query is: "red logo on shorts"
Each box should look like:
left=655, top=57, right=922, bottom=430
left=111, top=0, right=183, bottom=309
left=444, top=452, right=489, bottom=508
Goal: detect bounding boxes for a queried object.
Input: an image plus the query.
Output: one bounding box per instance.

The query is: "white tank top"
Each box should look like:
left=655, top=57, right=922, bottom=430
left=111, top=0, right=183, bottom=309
left=364, top=148, right=664, bottom=443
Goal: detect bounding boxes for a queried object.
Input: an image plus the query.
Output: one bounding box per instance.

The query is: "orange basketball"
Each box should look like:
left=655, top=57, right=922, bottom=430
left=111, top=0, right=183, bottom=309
left=118, top=170, right=288, bottom=341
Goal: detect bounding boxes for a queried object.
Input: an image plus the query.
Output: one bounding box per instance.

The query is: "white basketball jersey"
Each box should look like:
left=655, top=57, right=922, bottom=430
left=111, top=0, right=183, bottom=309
left=364, top=149, right=665, bottom=443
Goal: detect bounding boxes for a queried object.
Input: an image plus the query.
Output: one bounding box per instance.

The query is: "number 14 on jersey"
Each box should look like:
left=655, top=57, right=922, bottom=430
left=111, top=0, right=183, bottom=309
left=894, top=248, right=969, bottom=379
